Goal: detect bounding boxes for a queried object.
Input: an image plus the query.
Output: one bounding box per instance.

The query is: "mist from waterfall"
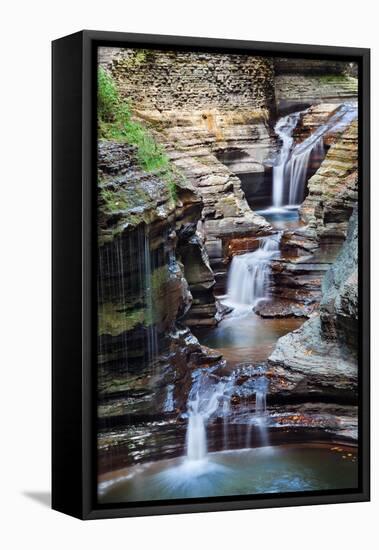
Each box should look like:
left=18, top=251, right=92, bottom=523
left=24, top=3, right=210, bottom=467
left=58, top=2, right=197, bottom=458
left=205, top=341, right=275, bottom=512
left=273, top=102, right=357, bottom=208
left=226, top=233, right=281, bottom=309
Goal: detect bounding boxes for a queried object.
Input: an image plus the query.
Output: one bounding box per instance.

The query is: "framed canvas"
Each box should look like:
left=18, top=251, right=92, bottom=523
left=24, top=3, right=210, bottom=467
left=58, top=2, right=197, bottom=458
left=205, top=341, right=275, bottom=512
left=52, top=30, right=370, bottom=520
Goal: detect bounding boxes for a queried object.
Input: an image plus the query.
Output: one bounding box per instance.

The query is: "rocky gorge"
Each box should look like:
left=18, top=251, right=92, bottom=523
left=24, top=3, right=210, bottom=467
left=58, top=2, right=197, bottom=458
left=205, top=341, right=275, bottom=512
left=96, top=47, right=359, bottom=499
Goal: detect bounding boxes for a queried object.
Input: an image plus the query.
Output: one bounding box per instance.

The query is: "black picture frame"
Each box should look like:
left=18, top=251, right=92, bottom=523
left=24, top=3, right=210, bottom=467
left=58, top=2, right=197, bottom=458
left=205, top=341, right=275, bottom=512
left=52, top=30, right=370, bottom=520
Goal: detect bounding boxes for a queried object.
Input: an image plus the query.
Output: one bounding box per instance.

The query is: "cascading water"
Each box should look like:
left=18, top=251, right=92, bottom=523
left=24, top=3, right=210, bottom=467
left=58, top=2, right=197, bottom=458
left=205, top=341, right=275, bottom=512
left=163, top=384, right=175, bottom=413
left=272, top=111, right=303, bottom=208
left=246, top=377, right=269, bottom=448
left=226, top=233, right=281, bottom=309
left=255, top=389, right=267, bottom=415
left=143, top=229, right=159, bottom=371
left=273, top=102, right=358, bottom=209
left=186, top=379, right=226, bottom=462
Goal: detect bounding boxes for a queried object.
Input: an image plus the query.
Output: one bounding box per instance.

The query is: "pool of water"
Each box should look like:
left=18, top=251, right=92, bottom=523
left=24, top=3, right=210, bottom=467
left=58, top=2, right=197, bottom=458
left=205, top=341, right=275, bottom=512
left=98, top=443, right=358, bottom=503
left=256, top=206, right=303, bottom=230
left=194, top=311, right=303, bottom=364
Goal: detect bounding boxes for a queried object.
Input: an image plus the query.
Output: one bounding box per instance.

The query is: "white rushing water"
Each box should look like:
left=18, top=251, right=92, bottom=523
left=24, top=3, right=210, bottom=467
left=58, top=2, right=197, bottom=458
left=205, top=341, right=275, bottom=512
left=255, top=389, right=267, bottom=415
left=272, top=102, right=357, bottom=209
left=163, top=384, right=175, bottom=413
left=186, top=381, right=226, bottom=461
left=144, top=230, right=159, bottom=370
left=226, top=233, right=281, bottom=309
left=185, top=368, right=271, bottom=462
left=272, top=111, right=304, bottom=208
left=246, top=378, right=269, bottom=448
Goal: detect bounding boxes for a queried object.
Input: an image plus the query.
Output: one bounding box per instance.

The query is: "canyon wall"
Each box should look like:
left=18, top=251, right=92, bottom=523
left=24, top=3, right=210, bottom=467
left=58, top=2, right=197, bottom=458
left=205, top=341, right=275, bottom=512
left=301, top=120, right=358, bottom=242
left=268, top=210, right=358, bottom=438
left=97, top=141, right=225, bottom=470
left=102, top=48, right=275, bottom=111
left=274, top=58, right=358, bottom=114
left=96, top=49, right=360, bottom=469
left=100, top=47, right=276, bottom=302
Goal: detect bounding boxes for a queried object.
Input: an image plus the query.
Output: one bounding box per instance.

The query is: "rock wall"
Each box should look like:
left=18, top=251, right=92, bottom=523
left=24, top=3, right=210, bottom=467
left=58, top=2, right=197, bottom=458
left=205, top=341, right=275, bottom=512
left=99, top=47, right=276, bottom=291
left=101, top=48, right=275, bottom=112
left=97, top=141, right=225, bottom=468
left=268, top=210, right=358, bottom=407
left=320, top=209, right=358, bottom=348
left=274, top=58, right=358, bottom=114
left=300, top=120, right=358, bottom=242
left=274, top=58, right=353, bottom=75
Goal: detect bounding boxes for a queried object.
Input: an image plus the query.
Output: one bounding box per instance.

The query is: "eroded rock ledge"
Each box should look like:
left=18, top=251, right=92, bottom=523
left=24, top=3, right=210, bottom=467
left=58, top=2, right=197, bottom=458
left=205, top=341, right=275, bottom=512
left=301, top=120, right=358, bottom=242
left=268, top=210, right=358, bottom=411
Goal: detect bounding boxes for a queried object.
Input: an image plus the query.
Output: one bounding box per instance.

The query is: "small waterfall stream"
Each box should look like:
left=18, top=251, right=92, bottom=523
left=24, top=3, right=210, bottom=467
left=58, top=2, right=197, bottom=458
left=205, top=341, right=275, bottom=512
left=186, top=378, right=227, bottom=462
left=273, top=102, right=357, bottom=208
left=246, top=376, right=269, bottom=449
left=185, top=368, right=271, bottom=466
left=226, top=233, right=281, bottom=308
left=272, top=111, right=303, bottom=208
left=143, top=229, right=159, bottom=371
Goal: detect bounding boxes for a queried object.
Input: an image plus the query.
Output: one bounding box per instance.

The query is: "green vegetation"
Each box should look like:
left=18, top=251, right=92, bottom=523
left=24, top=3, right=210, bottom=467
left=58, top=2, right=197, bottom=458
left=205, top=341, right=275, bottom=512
left=98, top=67, right=178, bottom=202
left=99, top=187, right=127, bottom=212
left=120, top=49, right=150, bottom=67
left=317, top=74, right=353, bottom=83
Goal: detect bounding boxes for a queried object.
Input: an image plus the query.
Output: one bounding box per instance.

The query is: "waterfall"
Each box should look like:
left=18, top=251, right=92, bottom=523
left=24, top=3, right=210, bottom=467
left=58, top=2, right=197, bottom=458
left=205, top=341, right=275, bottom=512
left=273, top=102, right=358, bottom=208
left=255, top=390, right=267, bottom=415
left=143, top=229, right=159, bottom=371
left=226, top=233, right=281, bottom=308
left=287, top=130, right=325, bottom=205
left=163, top=384, right=175, bottom=413
left=186, top=381, right=226, bottom=462
left=246, top=378, right=269, bottom=449
left=272, top=111, right=303, bottom=208
left=186, top=407, right=208, bottom=461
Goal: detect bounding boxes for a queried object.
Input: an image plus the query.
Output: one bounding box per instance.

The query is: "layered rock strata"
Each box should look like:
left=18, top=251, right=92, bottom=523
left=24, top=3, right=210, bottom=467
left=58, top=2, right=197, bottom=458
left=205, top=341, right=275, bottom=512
left=274, top=58, right=358, bottom=114
left=300, top=120, right=358, bottom=242
left=267, top=211, right=358, bottom=432
left=97, top=141, right=225, bottom=468
left=100, top=47, right=276, bottom=287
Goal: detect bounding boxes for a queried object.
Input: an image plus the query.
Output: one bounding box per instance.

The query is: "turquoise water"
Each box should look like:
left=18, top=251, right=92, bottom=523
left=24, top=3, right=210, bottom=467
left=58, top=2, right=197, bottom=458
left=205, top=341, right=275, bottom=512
left=99, top=444, right=358, bottom=503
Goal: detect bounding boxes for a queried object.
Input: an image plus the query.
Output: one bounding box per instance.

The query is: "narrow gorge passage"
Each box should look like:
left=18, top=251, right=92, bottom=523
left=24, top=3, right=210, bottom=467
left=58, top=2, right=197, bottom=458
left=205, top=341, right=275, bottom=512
left=194, top=102, right=357, bottom=363
left=158, top=101, right=359, bottom=499
left=96, top=49, right=359, bottom=504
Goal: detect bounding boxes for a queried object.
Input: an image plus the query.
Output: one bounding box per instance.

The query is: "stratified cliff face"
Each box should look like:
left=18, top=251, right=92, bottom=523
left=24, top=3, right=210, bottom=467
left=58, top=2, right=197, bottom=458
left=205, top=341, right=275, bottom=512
left=300, top=120, right=358, bottom=242
left=320, top=209, right=358, bottom=348
left=274, top=58, right=358, bottom=114
left=100, top=47, right=274, bottom=296
left=96, top=50, right=360, bottom=469
left=97, top=141, right=224, bottom=470
left=268, top=210, right=358, bottom=408
left=103, top=49, right=275, bottom=111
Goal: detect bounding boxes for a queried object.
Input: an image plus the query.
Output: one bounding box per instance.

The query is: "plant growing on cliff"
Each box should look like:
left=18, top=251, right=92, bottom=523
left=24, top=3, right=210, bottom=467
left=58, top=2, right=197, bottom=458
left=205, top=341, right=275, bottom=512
left=98, top=67, right=178, bottom=202
left=98, top=67, right=120, bottom=123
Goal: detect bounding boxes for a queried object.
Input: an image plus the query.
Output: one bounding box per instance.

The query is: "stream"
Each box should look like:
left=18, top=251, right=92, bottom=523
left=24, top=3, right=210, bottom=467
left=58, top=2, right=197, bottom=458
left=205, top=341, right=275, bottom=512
left=98, top=103, right=358, bottom=502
